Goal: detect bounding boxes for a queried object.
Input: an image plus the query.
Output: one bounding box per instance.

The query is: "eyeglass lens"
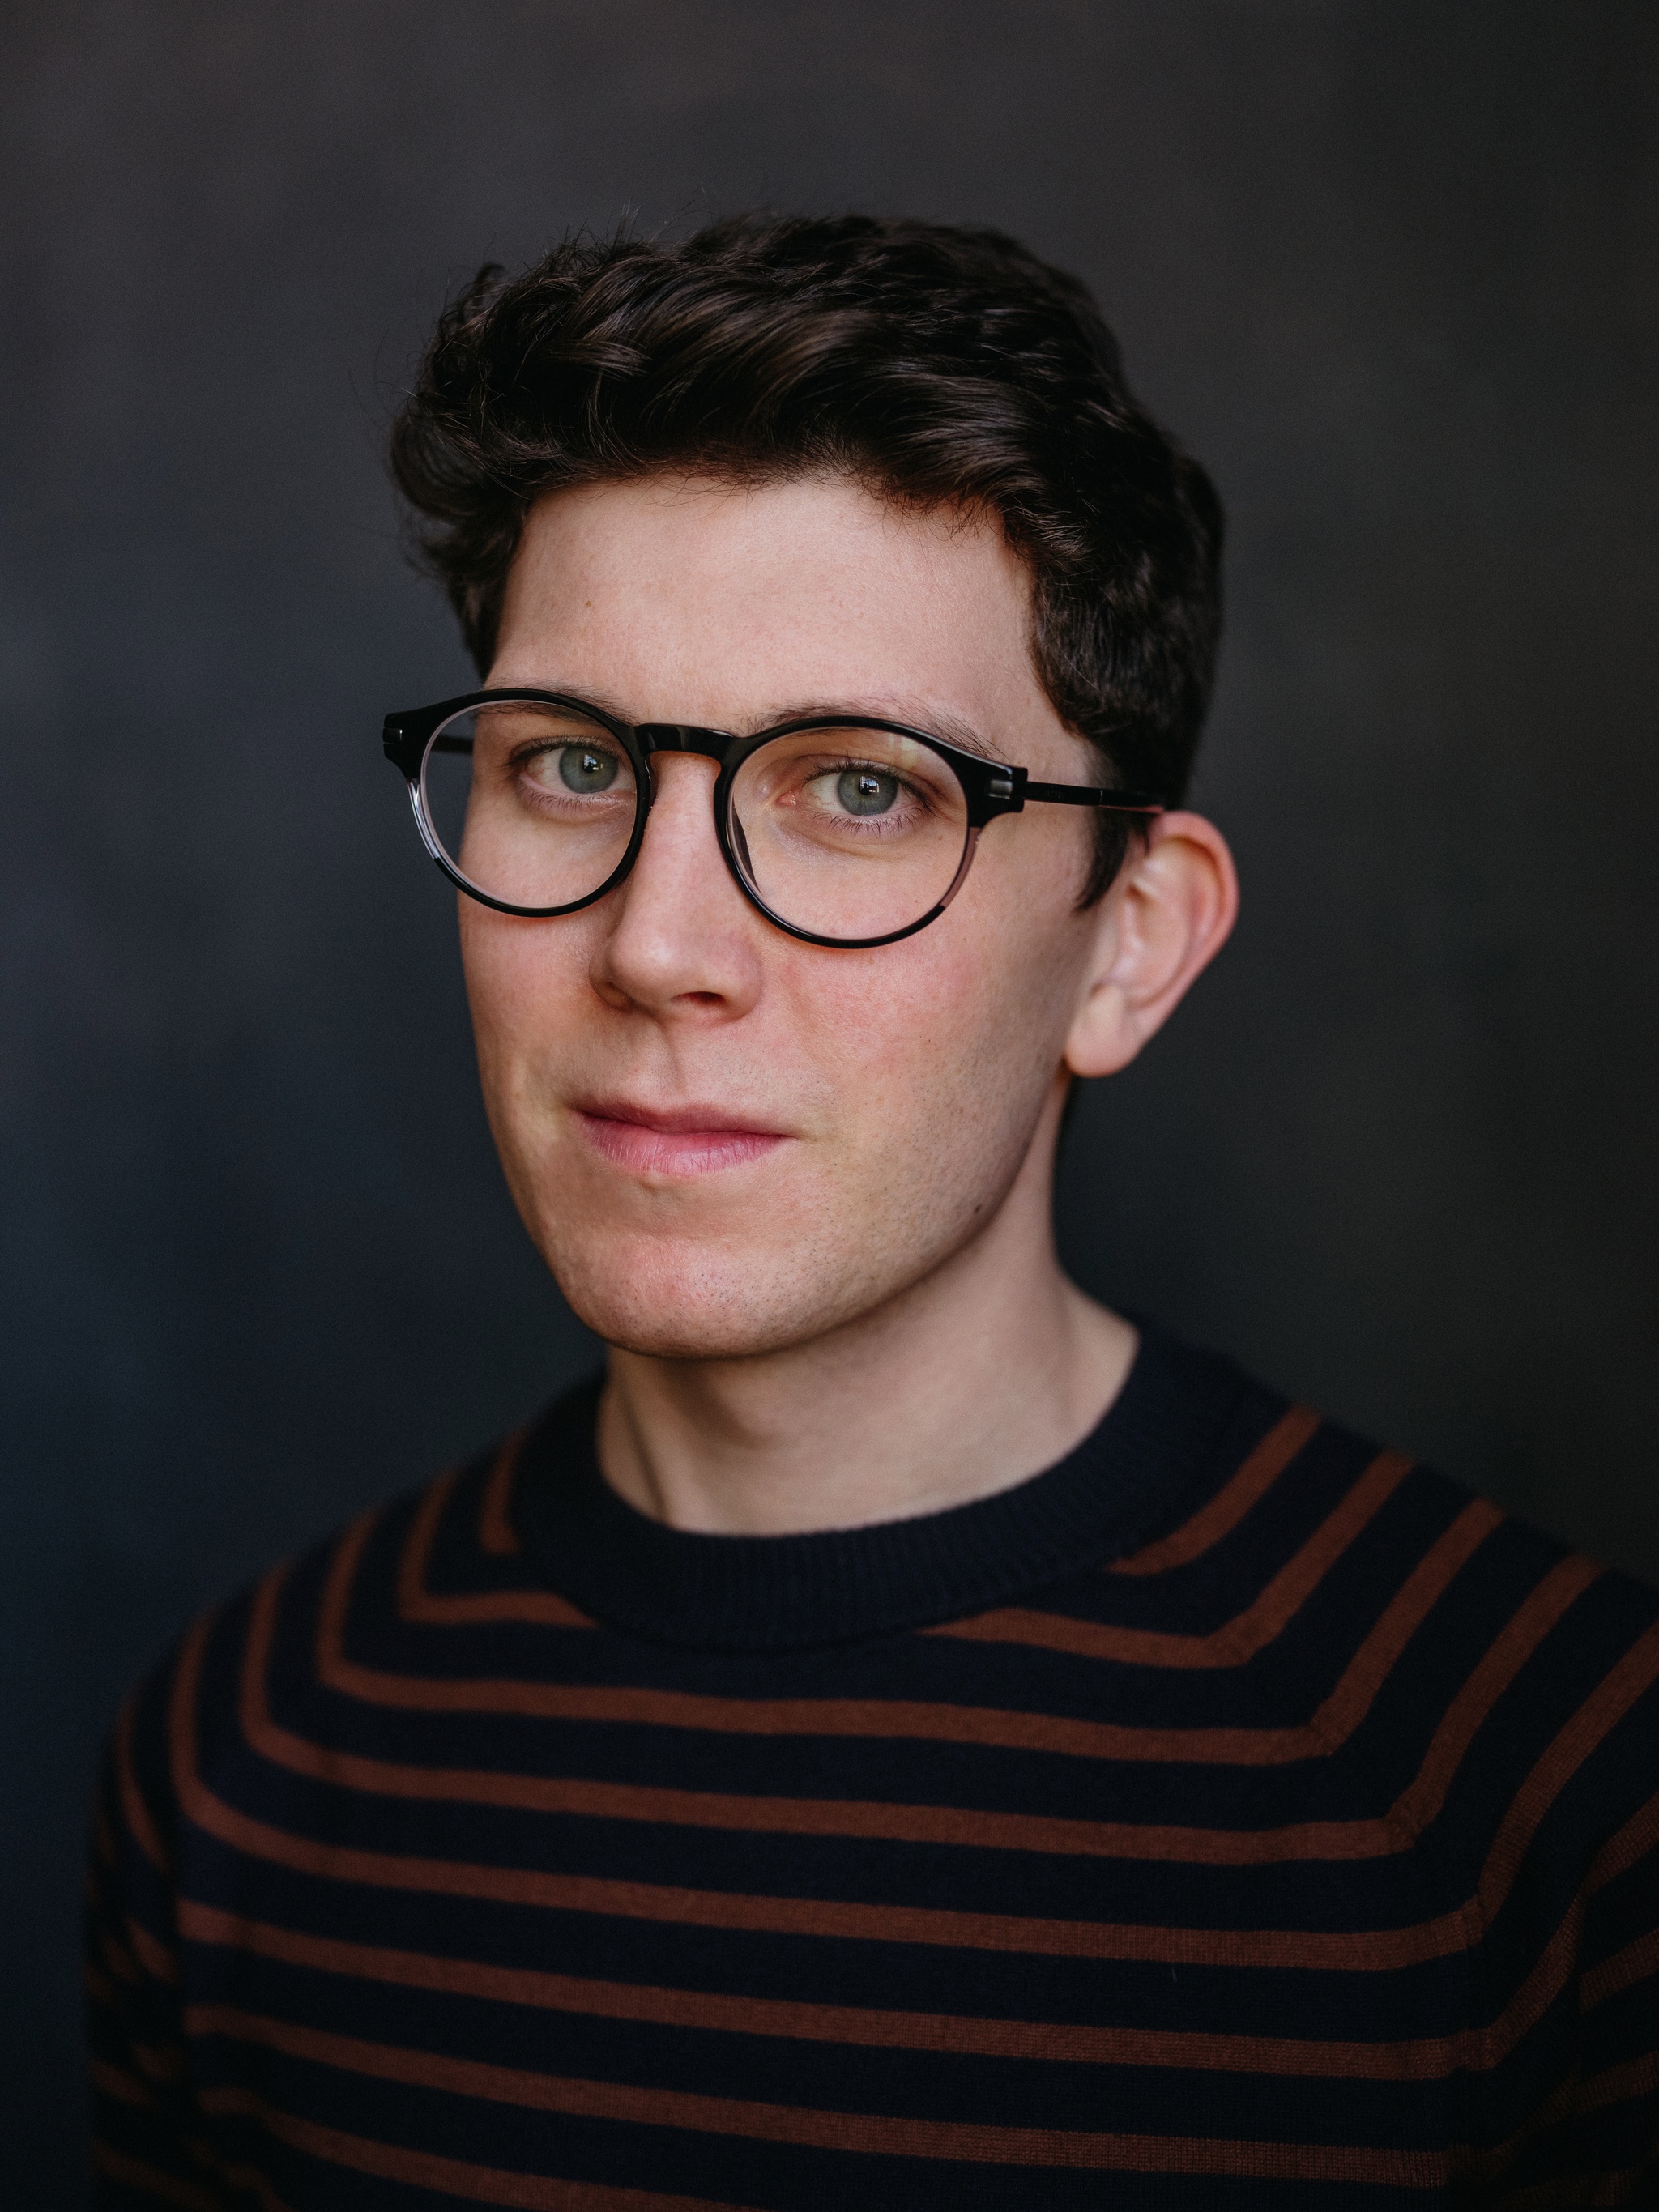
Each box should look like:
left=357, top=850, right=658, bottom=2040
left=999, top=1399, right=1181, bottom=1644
left=422, top=701, right=639, bottom=912
left=420, top=703, right=973, bottom=940
left=726, top=725, right=968, bottom=940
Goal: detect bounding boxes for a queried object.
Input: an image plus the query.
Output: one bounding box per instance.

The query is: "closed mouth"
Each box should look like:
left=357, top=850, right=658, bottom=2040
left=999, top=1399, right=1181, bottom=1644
left=570, top=1100, right=792, bottom=1177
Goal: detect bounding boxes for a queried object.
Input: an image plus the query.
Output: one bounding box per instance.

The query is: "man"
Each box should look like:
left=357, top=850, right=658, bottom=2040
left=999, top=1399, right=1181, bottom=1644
left=89, top=215, right=1659, bottom=2206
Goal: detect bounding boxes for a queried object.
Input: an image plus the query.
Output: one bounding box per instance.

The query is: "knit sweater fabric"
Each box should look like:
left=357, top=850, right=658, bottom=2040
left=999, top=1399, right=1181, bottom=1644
left=88, top=1325, right=1659, bottom=2206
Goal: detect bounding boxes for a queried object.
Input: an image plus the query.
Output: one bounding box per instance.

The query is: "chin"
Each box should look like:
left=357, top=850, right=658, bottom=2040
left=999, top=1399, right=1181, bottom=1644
left=541, top=1224, right=889, bottom=1362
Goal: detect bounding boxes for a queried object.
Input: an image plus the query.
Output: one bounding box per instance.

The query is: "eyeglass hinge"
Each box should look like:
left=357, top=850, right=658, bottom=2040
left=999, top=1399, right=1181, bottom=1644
left=987, top=767, right=1025, bottom=810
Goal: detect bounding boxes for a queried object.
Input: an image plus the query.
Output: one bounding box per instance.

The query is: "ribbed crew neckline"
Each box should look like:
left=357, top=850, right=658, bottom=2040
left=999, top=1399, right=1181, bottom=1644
left=511, top=1323, right=1256, bottom=1652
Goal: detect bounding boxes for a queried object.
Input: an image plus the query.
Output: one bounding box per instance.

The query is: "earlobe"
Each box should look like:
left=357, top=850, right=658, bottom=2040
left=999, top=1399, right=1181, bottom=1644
left=1062, top=812, right=1239, bottom=1080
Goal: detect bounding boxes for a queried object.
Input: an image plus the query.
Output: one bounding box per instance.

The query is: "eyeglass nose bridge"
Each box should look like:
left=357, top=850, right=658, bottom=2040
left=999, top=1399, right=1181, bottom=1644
left=633, top=722, right=741, bottom=765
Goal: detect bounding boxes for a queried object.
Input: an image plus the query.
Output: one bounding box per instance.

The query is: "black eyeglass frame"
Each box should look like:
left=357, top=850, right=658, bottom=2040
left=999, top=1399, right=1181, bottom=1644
left=383, top=688, right=1167, bottom=951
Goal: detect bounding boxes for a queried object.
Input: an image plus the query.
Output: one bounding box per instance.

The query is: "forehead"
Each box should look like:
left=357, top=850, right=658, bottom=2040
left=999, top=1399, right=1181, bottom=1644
left=488, top=475, right=1054, bottom=740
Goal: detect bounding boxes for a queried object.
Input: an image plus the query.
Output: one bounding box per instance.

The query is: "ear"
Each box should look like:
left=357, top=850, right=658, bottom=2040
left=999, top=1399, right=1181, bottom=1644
left=1063, top=812, right=1239, bottom=1080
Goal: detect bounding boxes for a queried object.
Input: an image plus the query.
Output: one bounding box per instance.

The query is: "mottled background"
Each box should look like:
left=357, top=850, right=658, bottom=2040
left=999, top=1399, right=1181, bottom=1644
left=3, top=2, right=1657, bottom=2197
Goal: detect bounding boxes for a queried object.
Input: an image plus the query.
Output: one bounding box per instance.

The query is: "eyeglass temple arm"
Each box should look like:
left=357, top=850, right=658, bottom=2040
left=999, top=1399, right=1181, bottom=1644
left=1021, top=781, right=1166, bottom=813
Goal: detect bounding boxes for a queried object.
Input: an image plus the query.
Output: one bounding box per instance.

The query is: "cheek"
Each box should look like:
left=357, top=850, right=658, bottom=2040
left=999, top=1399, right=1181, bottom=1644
left=796, top=887, right=1085, bottom=1151
left=458, top=902, right=588, bottom=1088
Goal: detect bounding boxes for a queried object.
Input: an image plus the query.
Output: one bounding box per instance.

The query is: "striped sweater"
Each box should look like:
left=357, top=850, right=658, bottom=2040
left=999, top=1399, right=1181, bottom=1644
left=88, top=1326, right=1659, bottom=2206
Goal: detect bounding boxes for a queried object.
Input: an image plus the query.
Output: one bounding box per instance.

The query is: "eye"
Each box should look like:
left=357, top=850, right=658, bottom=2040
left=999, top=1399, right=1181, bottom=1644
left=519, top=742, right=621, bottom=794
left=835, top=766, right=900, bottom=816
left=558, top=744, right=620, bottom=792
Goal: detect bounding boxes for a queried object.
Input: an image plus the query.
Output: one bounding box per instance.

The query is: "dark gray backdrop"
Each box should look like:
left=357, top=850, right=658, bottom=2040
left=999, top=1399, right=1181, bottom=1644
left=4, top=2, right=1657, bottom=2199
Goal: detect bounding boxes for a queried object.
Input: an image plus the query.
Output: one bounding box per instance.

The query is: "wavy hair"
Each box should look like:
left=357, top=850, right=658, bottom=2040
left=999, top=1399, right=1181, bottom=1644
left=390, top=214, right=1223, bottom=898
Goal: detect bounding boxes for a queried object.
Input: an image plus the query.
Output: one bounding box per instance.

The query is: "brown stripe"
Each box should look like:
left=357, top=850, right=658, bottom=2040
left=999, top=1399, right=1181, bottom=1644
left=207, top=2151, right=297, bottom=2212
left=185, top=1638, right=1240, bottom=1954
left=399, top=1462, right=591, bottom=1629
left=1489, top=2120, right=1659, bottom=2212
left=314, top=1496, right=1488, bottom=1769
left=936, top=1447, right=1418, bottom=1664
left=1489, top=2178, right=1580, bottom=2212
left=1419, top=1649, right=1659, bottom=2082
left=1477, top=1624, right=1659, bottom=1932
left=92, top=2058, right=155, bottom=2109
left=127, top=1912, right=178, bottom=1986
left=86, top=1961, right=120, bottom=2012
left=1574, top=2047, right=1659, bottom=2119
left=478, top=1432, right=527, bottom=1555
left=178, top=1873, right=1635, bottom=2116
left=243, top=1559, right=1467, bottom=1876
left=1581, top=1925, right=1659, bottom=2014
left=191, top=2005, right=1446, bottom=2183
left=211, top=1567, right=1659, bottom=2094
left=252, top=1570, right=1408, bottom=1860
left=177, top=1900, right=1471, bottom=2080
left=177, top=1591, right=1659, bottom=1980
left=117, top=1694, right=170, bottom=1877
left=1295, top=1498, right=1501, bottom=1749
left=259, top=1563, right=1332, bottom=1856
left=1455, top=1886, right=1596, bottom=2078
left=91, top=2142, right=221, bottom=2211
left=184, top=1645, right=1452, bottom=1967
left=1388, top=1555, right=1599, bottom=1838
left=224, top=2156, right=302, bottom=2212
left=1449, top=2064, right=1584, bottom=2189
left=1589, top=1779, right=1659, bottom=1893
left=203, top=2085, right=757, bottom=2208
left=1111, top=1404, right=1323, bottom=1575
left=99, top=2132, right=298, bottom=2212
left=249, top=1590, right=1371, bottom=1863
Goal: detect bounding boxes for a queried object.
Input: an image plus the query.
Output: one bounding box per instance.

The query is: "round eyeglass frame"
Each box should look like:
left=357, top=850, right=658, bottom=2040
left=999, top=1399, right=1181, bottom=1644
left=382, top=688, right=1167, bottom=952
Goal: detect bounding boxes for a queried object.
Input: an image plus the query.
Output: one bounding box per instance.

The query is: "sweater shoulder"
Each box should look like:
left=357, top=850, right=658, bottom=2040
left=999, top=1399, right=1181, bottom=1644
left=1215, top=1410, right=1659, bottom=1865
left=976, top=1387, right=1659, bottom=1877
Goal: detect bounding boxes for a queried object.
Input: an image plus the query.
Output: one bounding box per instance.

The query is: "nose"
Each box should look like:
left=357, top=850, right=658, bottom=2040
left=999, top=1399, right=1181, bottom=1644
left=589, top=751, right=766, bottom=1018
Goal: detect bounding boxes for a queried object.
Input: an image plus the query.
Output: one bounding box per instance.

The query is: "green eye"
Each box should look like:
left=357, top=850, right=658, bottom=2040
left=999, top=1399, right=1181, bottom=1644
left=837, top=766, right=899, bottom=816
left=559, top=745, right=619, bottom=792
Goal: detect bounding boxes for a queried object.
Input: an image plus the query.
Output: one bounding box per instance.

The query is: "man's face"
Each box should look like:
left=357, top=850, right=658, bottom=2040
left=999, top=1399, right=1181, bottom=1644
left=467, top=474, right=1116, bottom=1359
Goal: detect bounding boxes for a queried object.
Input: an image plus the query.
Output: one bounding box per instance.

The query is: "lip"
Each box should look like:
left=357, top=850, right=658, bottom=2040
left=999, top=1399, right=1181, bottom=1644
left=570, top=1098, right=792, bottom=1178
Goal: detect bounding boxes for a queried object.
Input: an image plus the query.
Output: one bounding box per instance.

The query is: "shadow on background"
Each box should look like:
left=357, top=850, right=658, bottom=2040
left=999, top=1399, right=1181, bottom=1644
left=3, top=2, right=1657, bottom=2199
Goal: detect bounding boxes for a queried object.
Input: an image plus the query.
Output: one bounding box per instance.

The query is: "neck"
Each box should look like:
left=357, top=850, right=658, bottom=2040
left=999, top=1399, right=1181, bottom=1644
left=595, top=1088, right=1137, bottom=1535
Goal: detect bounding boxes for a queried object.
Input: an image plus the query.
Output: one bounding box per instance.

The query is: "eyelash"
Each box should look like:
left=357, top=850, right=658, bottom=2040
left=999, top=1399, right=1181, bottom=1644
left=802, top=756, right=934, bottom=811
left=501, top=739, right=940, bottom=829
left=511, top=739, right=625, bottom=775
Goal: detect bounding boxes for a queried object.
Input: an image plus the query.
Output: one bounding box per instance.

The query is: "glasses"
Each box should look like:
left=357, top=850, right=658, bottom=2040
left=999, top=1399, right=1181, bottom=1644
left=382, top=690, right=1166, bottom=950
